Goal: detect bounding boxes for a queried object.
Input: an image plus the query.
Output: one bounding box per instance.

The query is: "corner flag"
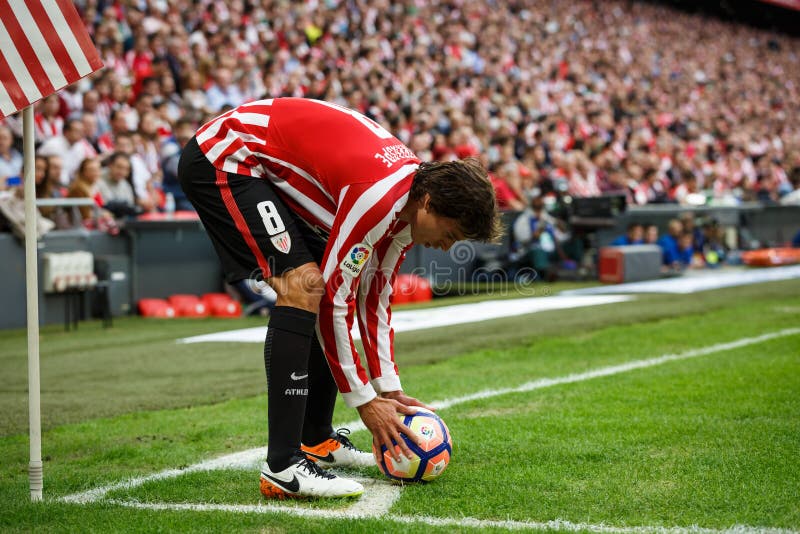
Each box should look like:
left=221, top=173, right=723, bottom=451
left=0, top=0, right=104, bottom=502
left=0, top=0, right=103, bottom=118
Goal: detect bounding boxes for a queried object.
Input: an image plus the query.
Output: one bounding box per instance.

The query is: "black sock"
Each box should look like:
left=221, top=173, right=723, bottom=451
left=264, top=306, right=316, bottom=472
left=301, top=338, right=339, bottom=446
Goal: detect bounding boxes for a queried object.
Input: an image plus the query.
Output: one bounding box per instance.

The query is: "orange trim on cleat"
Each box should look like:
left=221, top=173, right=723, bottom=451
left=301, top=438, right=341, bottom=462
left=260, top=476, right=302, bottom=500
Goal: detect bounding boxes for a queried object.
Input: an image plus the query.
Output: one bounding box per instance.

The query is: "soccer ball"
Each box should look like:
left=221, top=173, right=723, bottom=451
left=373, top=408, right=452, bottom=483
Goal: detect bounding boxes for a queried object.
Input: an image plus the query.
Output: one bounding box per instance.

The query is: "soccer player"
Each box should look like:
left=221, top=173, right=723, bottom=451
left=178, top=98, right=501, bottom=499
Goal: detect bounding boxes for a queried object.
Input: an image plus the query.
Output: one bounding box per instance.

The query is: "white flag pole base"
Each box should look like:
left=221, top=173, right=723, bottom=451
left=29, top=460, right=43, bottom=501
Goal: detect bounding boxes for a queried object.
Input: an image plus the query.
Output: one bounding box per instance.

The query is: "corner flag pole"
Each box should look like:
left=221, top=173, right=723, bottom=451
left=1, top=0, right=104, bottom=502
left=23, top=105, right=43, bottom=501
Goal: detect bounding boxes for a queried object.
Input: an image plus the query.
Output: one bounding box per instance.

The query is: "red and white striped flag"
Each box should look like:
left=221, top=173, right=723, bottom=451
left=0, top=0, right=103, bottom=119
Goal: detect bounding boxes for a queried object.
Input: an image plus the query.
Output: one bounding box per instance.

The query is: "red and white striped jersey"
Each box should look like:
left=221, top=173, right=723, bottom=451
left=196, top=98, right=420, bottom=407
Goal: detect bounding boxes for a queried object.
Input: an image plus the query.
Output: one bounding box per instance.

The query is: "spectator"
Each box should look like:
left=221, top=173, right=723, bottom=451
left=82, top=89, right=110, bottom=136
left=700, top=218, right=727, bottom=267
left=679, top=212, right=705, bottom=251
left=491, top=162, right=526, bottom=211
left=677, top=232, right=698, bottom=268
left=644, top=223, right=659, bottom=245
left=161, top=119, right=195, bottom=212
left=82, top=113, right=101, bottom=154
left=227, top=278, right=277, bottom=317
left=0, top=125, right=23, bottom=187
left=44, top=155, right=65, bottom=197
left=97, top=152, right=137, bottom=218
left=135, top=111, right=163, bottom=178
left=658, top=218, right=685, bottom=270
left=113, top=133, right=158, bottom=213
left=33, top=155, right=49, bottom=198
left=205, top=67, right=244, bottom=112
left=610, top=223, right=644, bottom=246
left=67, top=157, right=102, bottom=222
left=780, top=170, right=800, bottom=206
left=38, top=117, right=97, bottom=186
left=15, top=0, right=800, bottom=212
left=512, top=196, right=564, bottom=281
left=672, top=174, right=705, bottom=206
left=181, top=70, right=209, bottom=113
left=33, top=94, right=63, bottom=143
left=97, top=108, right=133, bottom=154
left=33, top=155, right=60, bottom=222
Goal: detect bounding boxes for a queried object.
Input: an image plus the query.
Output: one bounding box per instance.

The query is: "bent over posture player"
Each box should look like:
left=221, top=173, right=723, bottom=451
left=179, top=98, right=501, bottom=499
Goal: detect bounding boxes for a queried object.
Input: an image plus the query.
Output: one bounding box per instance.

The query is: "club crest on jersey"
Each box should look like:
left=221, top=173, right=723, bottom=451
left=340, top=243, right=372, bottom=277
left=271, top=231, right=292, bottom=254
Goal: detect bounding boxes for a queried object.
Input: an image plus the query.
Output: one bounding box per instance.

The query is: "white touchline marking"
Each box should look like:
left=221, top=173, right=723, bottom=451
left=563, top=265, right=800, bottom=296
left=177, top=295, right=635, bottom=344
left=60, top=327, right=800, bottom=533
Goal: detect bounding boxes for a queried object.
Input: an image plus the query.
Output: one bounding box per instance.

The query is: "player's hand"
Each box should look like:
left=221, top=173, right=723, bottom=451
left=357, top=396, right=420, bottom=462
left=381, top=390, right=436, bottom=412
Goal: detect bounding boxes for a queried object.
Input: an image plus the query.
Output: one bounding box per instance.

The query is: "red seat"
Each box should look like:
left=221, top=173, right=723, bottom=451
left=167, top=294, right=209, bottom=317
left=392, top=274, right=433, bottom=304
left=391, top=274, right=414, bottom=304
left=411, top=275, right=433, bottom=302
left=201, top=293, right=242, bottom=318
left=138, top=298, right=176, bottom=318
left=741, top=248, right=800, bottom=267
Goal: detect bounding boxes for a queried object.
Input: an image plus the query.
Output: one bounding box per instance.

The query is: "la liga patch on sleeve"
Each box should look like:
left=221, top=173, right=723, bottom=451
left=340, top=243, right=373, bottom=277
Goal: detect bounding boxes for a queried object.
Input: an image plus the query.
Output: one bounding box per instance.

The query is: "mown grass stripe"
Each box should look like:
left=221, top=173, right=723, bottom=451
left=61, top=326, right=800, bottom=534
left=432, top=327, right=800, bottom=410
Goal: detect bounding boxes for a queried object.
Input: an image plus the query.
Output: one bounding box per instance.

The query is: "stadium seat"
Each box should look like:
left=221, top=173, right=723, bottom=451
left=391, top=275, right=415, bottom=304
left=392, top=274, right=433, bottom=304
left=411, top=275, right=433, bottom=303
left=741, top=248, right=800, bottom=267
left=201, top=293, right=242, bottom=318
left=167, top=294, right=208, bottom=317
left=138, top=298, right=176, bottom=318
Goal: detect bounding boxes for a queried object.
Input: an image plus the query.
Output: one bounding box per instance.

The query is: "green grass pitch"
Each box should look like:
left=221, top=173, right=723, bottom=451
left=0, top=279, right=798, bottom=532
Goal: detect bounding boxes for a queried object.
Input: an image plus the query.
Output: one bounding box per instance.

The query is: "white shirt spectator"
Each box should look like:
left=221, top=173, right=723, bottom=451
left=0, top=150, right=23, bottom=182
left=38, top=136, right=97, bottom=186
left=206, top=84, right=245, bottom=112
left=0, top=126, right=23, bottom=181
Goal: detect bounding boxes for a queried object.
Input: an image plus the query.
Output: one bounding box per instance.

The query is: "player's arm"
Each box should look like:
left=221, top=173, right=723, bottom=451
left=316, top=179, right=421, bottom=458
left=356, top=236, right=435, bottom=411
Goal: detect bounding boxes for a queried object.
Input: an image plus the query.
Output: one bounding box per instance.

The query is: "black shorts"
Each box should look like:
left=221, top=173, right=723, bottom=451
left=178, top=137, right=326, bottom=282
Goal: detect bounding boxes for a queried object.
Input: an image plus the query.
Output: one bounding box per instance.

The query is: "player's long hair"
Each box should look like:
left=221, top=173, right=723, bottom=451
left=410, top=158, right=504, bottom=243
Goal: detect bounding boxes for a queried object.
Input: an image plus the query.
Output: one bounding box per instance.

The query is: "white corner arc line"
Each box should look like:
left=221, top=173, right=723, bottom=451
left=60, top=328, right=800, bottom=533
left=103, top=500, right=798, bottom=534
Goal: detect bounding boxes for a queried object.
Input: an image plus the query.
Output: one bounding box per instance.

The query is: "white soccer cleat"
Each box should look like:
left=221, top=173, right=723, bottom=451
left=301, top=428, right=375, bottom=468
left=259, top=455, right=363, bottom=499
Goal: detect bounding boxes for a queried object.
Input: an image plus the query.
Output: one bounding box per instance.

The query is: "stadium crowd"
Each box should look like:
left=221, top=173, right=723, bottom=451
left=1, top=0, right=799, bottom=229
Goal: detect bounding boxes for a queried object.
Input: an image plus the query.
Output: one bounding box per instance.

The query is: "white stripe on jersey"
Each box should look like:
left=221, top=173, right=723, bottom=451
left=374, top=227, right=411, bottom=379
left=321, top=164, right=417, bottom=280
left=357, top=224, right=411, bottom=385
left=203, top=127, right=245, bottom=165
left=196, top=107, right=248, bottom=144
left=222, top=145, right=266, bottom=176
left=257, top=153, right=335, bottom=204
left=338, top=185, right=350, bottom=205
left=268, top=176, right=336, bottom=229
left=195, top=110, right=229, bottom=143
left=196, top=107, right=271, bottom=156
